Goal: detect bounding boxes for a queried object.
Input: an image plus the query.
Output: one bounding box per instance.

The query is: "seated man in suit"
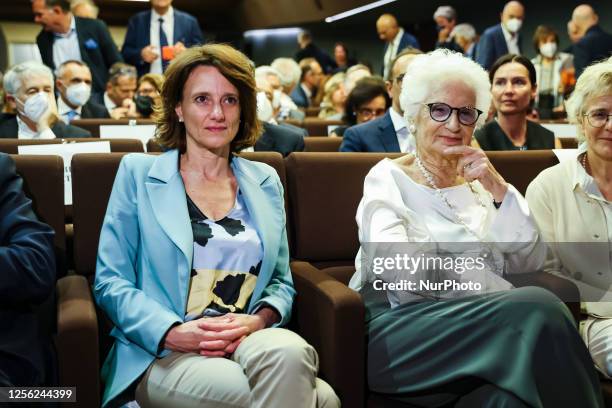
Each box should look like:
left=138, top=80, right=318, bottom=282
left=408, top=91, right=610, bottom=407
left=476, top=1, right=525, bottom=70
left=340, top=49, right=419, bottom=153
left=376, top=13, right=420, bottom=79
left=32, top=0, right=122, bottom=98
left=0, top=61, right=91, bottom=139
left=94, top=62, right=138, bottom=120
left=56, top=60, right=110, bottom=123
left=122, top=0, right=204, bottom=77
left=290, top=58, right=323, bottom=108
left=0, top=152, right=56, bottom=386
left=570, top=4, right=612, bottom=77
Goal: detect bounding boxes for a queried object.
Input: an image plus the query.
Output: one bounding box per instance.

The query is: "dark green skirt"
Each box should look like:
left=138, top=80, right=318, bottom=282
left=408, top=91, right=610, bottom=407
left=363, top=286, right=603, bottom=408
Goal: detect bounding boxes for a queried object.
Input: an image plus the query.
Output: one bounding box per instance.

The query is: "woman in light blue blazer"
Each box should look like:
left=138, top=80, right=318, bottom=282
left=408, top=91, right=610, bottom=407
left=94, top=44, right=339, bottom=408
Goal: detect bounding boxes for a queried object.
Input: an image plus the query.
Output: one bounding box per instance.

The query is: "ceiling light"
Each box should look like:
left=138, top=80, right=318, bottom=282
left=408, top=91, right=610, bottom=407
left=325, top=0, right=398, bottom=23
left=244, top=27, right=303, bottom=39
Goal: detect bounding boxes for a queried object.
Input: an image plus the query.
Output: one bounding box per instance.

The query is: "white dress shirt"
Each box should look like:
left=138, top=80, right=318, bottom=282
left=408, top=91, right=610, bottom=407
left=57, top=97, right=82, bottom=124
left=53, top=15, right=82, bottom=70
left=300, top=83, right=312, bottom=106
left=349, top=158, right=545, bottom=306
left=149, top=7, right=175, bottom=74
left=389, top=107, right=415, bottom=153
left=16, top=115, right=56, bottom=140
left=103, top=92, right=118, bottom=115
left=501, top=24, right=520, bottom=55
left=383, top=28, right=405, bottom=79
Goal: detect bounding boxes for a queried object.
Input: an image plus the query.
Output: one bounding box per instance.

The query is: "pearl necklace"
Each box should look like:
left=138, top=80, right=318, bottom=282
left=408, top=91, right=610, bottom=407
left=414, top=153, right=489, bottom=240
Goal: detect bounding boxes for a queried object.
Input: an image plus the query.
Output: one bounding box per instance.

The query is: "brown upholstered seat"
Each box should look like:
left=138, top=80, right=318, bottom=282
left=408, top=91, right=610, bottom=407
left=304, top=137, right=343, bottom=152
left=11, top=154, right=98, bottom=408
left=286, top=151, right=585, bottom=407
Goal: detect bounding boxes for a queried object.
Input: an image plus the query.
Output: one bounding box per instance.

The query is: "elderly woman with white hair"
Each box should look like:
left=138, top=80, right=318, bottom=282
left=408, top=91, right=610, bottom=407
left=527, top=56, right=612, bottom=380
left=349, top=49, right=603, bottom=407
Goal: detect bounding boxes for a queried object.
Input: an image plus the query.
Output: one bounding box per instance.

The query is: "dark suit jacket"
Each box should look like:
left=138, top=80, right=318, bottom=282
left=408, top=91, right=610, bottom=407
left=476, top=24, right=521, bottom=70
left=81, top=100, right=110, bottom=119
left=255, top=122, right=305, bottom=157
left=574, top=25, right=612, bottom=77
left=0, top=153, right=56, bottom=386
left=0, top=114, right=91, bottom=139
left=36, top=17, right=122, bottom=95
left=339, top=111, right=400, bottom=152
left=290, top=85, right=309, bottom=108
left=295, top=43, right=337, bottom=74
left=122, top=9, right=204, bottom=77
left=381, top=31, right=420, bottom=76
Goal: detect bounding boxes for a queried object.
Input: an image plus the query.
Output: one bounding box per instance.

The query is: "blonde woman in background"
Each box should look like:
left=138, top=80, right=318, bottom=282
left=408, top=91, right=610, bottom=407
left=318, top=72, right=346, bottom=119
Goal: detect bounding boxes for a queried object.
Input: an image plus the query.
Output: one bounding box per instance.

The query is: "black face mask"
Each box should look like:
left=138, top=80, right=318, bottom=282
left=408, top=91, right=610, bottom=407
left=135, top=95, right=154, bottom=117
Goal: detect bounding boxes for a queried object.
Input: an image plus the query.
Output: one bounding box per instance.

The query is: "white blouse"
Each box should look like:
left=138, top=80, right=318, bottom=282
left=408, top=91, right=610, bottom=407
left=349, top=158, right=546, bottom=305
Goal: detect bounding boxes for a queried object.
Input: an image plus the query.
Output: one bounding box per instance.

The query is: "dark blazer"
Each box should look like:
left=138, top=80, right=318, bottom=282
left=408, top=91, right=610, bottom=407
left=255, top=122, right=305, bottom=157
left=573, top=25, right=612, bottom=77
left=381, top=31, right=420, bottom=76
left=0, top=114, right=91, bottom=139
left=0, top=153, right=56, bottom=386
left=476, top=24, right=521, bottom=71
left=36, top=16, right=122, bottom=95
left=290, top=85, right=309, bottom=108
left=339, top=111, right=400, bottom=152
left=295, top=43, right=337, bottom=74
left=81, top=100, right=111, bottom=119
left=474, top=119, right=555, bottom=151
left=122, top=9, right=204, bottom=77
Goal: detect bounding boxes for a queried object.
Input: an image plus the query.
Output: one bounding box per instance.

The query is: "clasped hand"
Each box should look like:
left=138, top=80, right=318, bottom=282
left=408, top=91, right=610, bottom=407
left=444, top=145, right=508, bottom=203
left=163, top=313, right=265, bottom=357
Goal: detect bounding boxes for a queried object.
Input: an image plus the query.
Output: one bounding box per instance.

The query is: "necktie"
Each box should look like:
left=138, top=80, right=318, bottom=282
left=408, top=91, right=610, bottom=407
left=159, top=17, right=169, bottom=72
left=66, top=110, right=78, bottom=123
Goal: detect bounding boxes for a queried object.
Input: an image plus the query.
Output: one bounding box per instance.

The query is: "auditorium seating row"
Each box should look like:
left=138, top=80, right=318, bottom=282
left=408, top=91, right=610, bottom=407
left=12, top=150, right=610, bottom=408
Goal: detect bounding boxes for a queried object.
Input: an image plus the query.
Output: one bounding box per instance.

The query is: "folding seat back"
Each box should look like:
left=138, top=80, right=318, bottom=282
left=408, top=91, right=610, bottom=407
left=303, top=118, right=344, bottom=136
left=487, top=150, right=559, bottom=195
left=303, top=137, right=343, bottom=152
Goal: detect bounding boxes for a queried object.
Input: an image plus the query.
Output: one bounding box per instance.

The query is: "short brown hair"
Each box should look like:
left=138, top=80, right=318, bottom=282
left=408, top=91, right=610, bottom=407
left=156, top=44, right=262, bottom=153
left=532, top=25, right=559, bottom=54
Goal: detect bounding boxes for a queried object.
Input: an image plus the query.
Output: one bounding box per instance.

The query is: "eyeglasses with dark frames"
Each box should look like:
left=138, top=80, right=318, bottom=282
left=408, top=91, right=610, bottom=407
left=424, top=102, right=482, bottom=126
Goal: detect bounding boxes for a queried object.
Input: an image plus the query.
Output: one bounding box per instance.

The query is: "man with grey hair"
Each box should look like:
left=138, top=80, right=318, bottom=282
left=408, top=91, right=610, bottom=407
left=93, top=62, right=138, bottom=119
left=255, top=65, right=304, bottom=121
left=271, top=57, right=301, bottom=95
left=56, top=59, right=109, bottom=123
left=570, top=4, right=612, bottom=77
left=476, top=1, right=525, bottom=70
left=70, top=0, right=98, bottom=18
left=451, top=23, right=478, bottom=60
left=32, top=0, right=122, bottom=97
left=433, top=6, right=462, bottom=53
left=0, top=61, right=90, bottom=139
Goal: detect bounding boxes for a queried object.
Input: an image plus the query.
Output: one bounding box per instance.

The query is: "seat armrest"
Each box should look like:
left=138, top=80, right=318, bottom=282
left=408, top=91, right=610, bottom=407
left=56, top=275, right=100, bottom=408
left=291, top=261, right=365, bottom=408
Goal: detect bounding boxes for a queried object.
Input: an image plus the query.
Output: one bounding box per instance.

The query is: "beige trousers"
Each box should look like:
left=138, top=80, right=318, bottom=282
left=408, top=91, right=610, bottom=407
left=135, top=328, right=340, bottom=408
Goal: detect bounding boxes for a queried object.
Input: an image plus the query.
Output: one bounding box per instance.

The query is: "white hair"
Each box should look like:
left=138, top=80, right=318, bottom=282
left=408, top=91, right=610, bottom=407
left=433, top=5, right=456, bottom=21
left=71, top=0, right=99, bottom=18
left=271, top=58, right=301, bottom=89
left=255, top=65, right=281, bottom=82
left=3, top=61, right=54, bottom=96
left=565, top=55, right=612, bottom=144
left=400, top=48, right=491, bottom=129
left=450, top=23, right=476, bottom=42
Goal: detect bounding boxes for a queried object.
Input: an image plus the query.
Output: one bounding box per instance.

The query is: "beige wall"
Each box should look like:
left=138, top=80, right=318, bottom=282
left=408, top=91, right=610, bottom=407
left=0, top=21, right=126, bottom=65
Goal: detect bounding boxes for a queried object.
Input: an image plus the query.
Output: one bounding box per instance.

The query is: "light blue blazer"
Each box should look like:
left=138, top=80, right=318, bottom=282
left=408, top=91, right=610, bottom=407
left=94, top=149, right=295, bottom=407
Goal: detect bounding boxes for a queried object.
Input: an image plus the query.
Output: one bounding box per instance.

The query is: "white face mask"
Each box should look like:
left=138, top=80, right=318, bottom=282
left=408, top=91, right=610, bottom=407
left=19, top=92, right=50, bottom=123
left=505, top=18, right=522, bottom=34
left=272, top=89, right=282, bottom=109
left=65, top=82, right=91, bottom=107
left=540, top=42, right=557, bottom=58
left=256, top=91, right=274, bottom=122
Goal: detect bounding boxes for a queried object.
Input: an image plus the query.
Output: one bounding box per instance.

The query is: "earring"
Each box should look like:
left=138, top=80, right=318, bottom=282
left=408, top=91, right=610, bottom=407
left=178, top=117, right=184, bottom=122
left=409, top=124, right=416, bottom=134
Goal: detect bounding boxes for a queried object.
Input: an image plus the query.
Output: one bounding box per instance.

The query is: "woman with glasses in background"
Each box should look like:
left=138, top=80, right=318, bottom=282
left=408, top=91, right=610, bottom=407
left=331, top=76, right=390, bottom=137
left=349, top=49, right=603, bottom=407
left=527, top=56, right=612, bottom=380
left=474, top=54, right=561, bottom=150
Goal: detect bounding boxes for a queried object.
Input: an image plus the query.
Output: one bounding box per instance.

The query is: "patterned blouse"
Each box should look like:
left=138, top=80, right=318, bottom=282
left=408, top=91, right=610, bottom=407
left=185, top=188, right=263, bottom=321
